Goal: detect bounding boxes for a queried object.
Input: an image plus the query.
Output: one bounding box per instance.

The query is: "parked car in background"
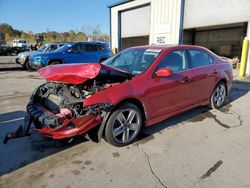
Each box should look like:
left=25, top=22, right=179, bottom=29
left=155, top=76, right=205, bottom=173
left=12, top=39, right=30, bottom=48
left=6, top=45, right=233, bottom=146
left=0, top=44, right=29, bottom=56
left=28, top=42, right=113, bottom=70
left=16, top=43, right=65, bottom=70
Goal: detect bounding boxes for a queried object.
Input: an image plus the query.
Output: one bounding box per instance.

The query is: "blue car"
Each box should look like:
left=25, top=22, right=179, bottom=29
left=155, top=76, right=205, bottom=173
left=29, top=42, right=113, bottom=70
left=16, top=42, right=65, bottom=70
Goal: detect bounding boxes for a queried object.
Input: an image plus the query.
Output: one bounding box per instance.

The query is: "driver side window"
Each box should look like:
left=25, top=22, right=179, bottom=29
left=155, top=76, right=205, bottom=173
left=70, top=44, right=87, bottom=53
left=157, top=50, right=188, bottom=73
left=47, top=45, right=57, bottom=52
left=70, top=45, right=80, bottom=53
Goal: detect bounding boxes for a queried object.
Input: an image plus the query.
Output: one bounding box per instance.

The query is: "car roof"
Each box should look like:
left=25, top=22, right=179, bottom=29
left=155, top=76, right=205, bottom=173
left=130, top=44, right=208, bottom=51
left=46, top=42, right=65, bottom=45
left=68, top=41, right=105, bottom=45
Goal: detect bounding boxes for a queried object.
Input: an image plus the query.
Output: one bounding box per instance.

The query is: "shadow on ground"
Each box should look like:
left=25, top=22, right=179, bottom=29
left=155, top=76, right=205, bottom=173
left=0, top=111, right=88, bottom=176
left=0, top=80, right=249, bottom=176
left=0, top=67, right=25, bottom=72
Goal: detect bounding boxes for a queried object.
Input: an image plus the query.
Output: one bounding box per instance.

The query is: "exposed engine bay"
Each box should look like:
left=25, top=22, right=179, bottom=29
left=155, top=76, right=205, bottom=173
left=28, top=71, right=131, bottom=130
left=36, top=82, right=104, bottom=115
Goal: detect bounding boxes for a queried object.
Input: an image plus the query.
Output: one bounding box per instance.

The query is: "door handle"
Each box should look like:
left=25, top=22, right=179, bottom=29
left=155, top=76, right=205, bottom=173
left=207, top=70, right=218, bottom=77
left=179, top=76, right=191, bottom=83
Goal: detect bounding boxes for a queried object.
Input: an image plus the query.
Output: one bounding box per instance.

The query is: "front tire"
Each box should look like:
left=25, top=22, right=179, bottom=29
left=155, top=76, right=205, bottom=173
left=210, top=82, right=227, bottom=109
left=49, top=61, right=61, bottom=66
left=105, top=103, right=142, bottom=147
left=24, top=57, right=35, bottom=71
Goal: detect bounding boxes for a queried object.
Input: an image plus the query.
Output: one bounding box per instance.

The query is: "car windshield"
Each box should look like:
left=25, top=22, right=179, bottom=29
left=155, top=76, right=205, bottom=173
left=38, top=45, right=47, bottom=52
left=18, top=40, right=26, bottom=43
left=53, top=43, right=72, bottom=52
left=103, top=48, right=162, bottom=75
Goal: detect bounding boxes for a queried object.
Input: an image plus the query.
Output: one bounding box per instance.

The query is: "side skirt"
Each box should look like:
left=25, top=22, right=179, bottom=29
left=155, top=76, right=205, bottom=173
left=145, top=100, right=209, bottom=127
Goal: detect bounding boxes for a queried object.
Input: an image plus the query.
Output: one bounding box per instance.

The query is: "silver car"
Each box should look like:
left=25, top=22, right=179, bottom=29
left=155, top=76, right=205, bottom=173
left=16, top=43, right=65, bottom=70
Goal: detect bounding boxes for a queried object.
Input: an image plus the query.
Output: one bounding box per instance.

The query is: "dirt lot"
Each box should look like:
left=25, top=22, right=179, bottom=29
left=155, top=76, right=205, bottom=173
left=0, top=56, right=250, bottom=188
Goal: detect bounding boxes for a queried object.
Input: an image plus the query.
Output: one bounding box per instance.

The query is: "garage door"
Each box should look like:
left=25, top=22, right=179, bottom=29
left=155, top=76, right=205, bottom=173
left=121, top=5, right=151, bottom=38
left=183, top=23, right=246, bottom=58
left=184, top=0, right=250, bottom=29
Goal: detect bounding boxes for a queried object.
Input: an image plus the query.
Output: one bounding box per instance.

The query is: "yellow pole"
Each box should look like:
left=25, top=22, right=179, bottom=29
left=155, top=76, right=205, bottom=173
left=112, top=48, right=117, bottom=54
left=239, top=37, right=249, bottom=78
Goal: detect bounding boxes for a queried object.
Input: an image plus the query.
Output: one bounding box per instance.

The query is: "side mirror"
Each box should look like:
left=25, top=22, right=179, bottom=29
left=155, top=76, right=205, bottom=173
left=155, top=68, right=173, bottom=77
left=67, top=48, right=73, bottom=53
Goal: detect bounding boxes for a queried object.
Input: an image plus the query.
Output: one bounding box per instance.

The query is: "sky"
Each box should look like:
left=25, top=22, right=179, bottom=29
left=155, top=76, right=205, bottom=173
left=0, top=0, right=119, bottom=34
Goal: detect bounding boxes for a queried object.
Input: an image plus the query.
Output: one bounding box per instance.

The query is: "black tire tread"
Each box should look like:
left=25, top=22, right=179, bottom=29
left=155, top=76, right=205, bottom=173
left=209, top=81, right=226, bottom=109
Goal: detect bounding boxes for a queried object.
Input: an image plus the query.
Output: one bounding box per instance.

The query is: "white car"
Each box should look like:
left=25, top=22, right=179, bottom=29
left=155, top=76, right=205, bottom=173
left=12, top=39, right=30, bottom=48
left=16, top=43, right=65, bottom=70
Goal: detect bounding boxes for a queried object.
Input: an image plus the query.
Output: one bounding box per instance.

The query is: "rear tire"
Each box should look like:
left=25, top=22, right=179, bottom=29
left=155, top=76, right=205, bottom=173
left=105, top=103, right=142, bottom=147
left=210, top=82, right=227, bottom=109
left=99, top=58, right=107, bottom=63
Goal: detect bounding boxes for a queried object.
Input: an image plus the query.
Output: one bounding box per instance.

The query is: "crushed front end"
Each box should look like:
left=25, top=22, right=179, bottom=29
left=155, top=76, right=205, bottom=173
left=3, top=63, right=132, bottom=143
left=27, top=81, right=111, bottom=139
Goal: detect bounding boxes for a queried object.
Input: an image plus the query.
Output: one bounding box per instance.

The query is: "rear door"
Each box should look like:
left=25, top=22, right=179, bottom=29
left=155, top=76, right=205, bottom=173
left=148, top=50, right=194, bottom=118
left=85, top=44, right=101, bottom=63
left=186, top=49, right=218, bottom=103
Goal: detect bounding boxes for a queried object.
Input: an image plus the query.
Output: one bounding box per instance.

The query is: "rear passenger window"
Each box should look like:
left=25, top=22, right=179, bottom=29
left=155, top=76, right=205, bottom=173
left=70, top=44, right=87, bottom=52
left=157, top=50, right=188, bottom=73
left=80, top=44, right=87, bottom=52
left=188, top=50, right=214, bottom=68
left=86, top=44, right=98, bottom=52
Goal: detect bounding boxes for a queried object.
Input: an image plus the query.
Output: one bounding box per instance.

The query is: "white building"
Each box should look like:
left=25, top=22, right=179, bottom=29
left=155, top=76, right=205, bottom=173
left=109, top=0, right=250, bottom=61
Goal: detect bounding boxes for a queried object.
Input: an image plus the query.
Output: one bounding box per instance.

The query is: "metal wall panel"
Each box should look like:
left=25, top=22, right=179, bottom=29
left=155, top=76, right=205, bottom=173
left=184, top=0, right=250, bottom=29
left=150, top=0, right=182, bottom=45
left=111, top=0, right=182, bottom=49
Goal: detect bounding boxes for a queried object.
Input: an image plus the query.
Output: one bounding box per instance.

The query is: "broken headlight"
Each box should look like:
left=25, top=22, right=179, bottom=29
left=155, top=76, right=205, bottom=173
left=86, top=103, right=112, bottom=114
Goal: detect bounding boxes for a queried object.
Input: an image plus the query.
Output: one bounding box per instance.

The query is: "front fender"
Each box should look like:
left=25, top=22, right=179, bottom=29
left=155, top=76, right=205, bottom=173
left=84, top=81, right=137, bottom=107
left=216, top=63, right=233, bottom=94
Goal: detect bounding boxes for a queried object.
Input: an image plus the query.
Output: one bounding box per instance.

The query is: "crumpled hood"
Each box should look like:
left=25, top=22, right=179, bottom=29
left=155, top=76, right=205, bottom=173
left=39, top=63, right=101, bottom=84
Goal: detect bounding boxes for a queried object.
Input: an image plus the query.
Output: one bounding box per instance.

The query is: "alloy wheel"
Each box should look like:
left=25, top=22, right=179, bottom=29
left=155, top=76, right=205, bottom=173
left=213, top=84, right=226, bottom=107
left=112, top=109, right=140, bottom=144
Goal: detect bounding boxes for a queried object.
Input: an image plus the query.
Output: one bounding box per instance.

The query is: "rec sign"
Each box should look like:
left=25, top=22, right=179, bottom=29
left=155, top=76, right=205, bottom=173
left=154, top=23, right=171, bottom=45
left=156, top=36, right=166, bottom=44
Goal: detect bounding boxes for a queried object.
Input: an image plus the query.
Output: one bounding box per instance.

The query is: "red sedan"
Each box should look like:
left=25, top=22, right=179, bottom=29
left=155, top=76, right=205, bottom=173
left=13, top=45, right=233, bottom=146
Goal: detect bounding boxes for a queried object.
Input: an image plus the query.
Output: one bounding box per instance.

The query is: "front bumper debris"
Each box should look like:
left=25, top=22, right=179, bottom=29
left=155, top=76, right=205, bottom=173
left=26, top=102, right=102, bottom=140
left=3, top=116, right=32, bottom=144
left=27, top=102, right=63, bottom=129
left=15, top=57, right=25, bottom=65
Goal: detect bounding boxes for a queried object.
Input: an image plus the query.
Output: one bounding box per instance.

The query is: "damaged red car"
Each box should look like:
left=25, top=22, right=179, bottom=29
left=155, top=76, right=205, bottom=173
left=5, top=45, right=233, bottom=146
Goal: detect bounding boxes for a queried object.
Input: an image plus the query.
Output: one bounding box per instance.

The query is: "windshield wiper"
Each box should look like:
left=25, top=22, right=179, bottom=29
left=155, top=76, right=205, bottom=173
left=101, top=64, right=135, bottom=77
